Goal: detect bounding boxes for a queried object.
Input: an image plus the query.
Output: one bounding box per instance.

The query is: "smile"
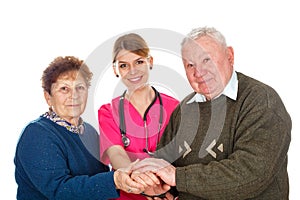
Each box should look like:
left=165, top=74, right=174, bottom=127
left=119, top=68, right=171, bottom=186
left=128, top=76, right=142, bottom=82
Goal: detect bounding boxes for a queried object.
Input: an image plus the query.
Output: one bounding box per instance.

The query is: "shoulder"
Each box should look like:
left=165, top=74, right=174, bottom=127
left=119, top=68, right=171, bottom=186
left=167, top=92, right=196, bottom=117
left=98, top=96, right=120, bottom=114
left=21, top=117, right=54, bottom=134
left=16, top=117, right=61, bottom=148
left=181, top=92, right=197, bottom=105
left=160, top=93, right=180, bottom=105
left=237, top=72, right=275, bottom=92
left=237, top=72, right=282, bottom=101
left=83, top=122, right=98, bottom=134
left=236, top=72, right=290, bottom=119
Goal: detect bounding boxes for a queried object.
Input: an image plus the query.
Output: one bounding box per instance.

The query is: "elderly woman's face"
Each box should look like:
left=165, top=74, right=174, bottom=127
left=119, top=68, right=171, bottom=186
left=44, top=71, right=88, bottom=125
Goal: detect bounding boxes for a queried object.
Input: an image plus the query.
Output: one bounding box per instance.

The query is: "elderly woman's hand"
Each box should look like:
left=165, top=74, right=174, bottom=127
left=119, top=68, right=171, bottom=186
left=113, top=160, right=145, bottom=194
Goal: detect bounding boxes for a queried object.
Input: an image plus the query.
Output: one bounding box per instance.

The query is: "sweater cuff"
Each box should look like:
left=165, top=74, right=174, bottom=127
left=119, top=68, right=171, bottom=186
left=105, top=171, right=120, bottom=197
left=175, top=167, right=187, bottom=192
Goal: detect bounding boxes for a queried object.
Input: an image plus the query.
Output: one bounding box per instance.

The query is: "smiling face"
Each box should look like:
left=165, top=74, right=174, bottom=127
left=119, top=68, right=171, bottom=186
left=114, top=49, right=153, bottom=93
left=182, top=36, right=234, bottom=100
left=44, top=71, right=88, bottom=125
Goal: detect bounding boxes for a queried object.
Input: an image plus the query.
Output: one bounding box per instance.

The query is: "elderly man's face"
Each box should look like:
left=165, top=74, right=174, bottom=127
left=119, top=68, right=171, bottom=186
left=182, top=36, right=234, bottom=100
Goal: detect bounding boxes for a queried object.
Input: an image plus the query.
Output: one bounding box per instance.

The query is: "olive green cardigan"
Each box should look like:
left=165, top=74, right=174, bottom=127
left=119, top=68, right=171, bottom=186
left=156, top=72, right=292, bottom=199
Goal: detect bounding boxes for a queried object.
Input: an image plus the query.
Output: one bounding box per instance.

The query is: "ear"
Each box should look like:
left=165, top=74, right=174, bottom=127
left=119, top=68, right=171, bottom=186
left=44, top=91, right=52, bottom=107
left=148, top=56, right=154, bottom=69
left=113, top=65, right=119, bottom=77
left=227, top=46, right=234, bottom=66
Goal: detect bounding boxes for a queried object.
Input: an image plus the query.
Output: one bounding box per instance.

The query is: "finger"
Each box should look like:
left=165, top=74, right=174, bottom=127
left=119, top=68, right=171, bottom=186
left=126, top=176, right=145, bottom=191
left=127, top=186, right=143, bottom=194
left=164, top=192, right=174, bottom=200
left=162, top=183, right=171, bottom=191
left=134, top=173, right=157, bottom=187
left=131, top=173, right=148, bottom=187
left=155, top=166, right=176, bottom=186
left=144, top=171, right=161, bottom=185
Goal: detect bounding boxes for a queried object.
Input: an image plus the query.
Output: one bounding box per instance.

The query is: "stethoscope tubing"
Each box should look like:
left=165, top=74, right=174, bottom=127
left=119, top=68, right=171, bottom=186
left=118, top=86, right=163, bottom=155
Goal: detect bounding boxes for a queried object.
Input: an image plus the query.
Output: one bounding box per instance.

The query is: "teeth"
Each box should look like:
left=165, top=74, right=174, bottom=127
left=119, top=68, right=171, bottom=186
left=129, top=77, right=141, bottom=82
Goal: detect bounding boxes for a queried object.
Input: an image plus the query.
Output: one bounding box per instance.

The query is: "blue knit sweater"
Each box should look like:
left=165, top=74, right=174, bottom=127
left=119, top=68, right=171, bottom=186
left=14, top=116, right=120, bottom=200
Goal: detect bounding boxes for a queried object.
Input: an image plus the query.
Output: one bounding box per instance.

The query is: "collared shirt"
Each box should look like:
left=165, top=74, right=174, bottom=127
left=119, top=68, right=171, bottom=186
left=187, top=71, right=238, bottom=104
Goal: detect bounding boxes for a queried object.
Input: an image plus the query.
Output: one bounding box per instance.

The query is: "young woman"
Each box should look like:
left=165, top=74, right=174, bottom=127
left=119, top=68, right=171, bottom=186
left=98, top=33, right=179, bottom=199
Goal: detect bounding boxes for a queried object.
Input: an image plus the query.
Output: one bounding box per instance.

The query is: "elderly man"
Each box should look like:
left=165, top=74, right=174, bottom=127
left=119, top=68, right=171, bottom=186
left=133, top=27, right=292, bottom=200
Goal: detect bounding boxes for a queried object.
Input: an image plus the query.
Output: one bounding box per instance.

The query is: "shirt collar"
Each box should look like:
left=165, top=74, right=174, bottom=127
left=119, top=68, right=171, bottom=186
left=187, top=71, right=238, bottom=104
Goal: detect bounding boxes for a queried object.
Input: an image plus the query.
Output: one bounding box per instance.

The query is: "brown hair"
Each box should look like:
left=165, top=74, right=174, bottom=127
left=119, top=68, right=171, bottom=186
left=112, top=33, right=150, bottom=63
left=41, top=56, right=93, bottom=95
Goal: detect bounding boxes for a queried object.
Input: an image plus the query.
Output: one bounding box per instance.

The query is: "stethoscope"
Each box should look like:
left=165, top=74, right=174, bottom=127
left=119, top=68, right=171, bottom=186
left=119, top=86, right=163, bottom=156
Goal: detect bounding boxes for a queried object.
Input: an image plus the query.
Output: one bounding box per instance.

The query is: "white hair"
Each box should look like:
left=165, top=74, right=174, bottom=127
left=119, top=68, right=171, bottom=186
left=181, top=26, right=227, bottom=47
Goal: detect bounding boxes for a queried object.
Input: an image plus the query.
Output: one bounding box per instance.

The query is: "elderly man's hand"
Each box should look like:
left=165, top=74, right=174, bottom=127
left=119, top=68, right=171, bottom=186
left=131, top=158, right=176, bottom=187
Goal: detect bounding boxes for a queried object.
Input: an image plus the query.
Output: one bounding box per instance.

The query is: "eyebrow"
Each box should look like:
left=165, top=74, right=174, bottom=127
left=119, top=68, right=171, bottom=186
left=117, top=56, right=144, bottom=64
left=53, top=81, right=86, bottom=87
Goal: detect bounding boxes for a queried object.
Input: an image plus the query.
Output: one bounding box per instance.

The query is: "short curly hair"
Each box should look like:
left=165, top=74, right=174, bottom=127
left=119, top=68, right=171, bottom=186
left=41, top=56, right=93, bottom=95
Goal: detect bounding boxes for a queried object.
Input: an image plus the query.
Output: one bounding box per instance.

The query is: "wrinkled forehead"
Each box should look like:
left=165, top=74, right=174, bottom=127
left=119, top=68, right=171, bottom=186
left=181, top=36, right=222, bottom=60
left=53, top=71, right=87, bottom=88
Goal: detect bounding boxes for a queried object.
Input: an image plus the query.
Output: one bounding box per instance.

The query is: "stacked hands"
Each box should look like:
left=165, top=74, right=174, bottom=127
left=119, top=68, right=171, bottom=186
left=113, top=158, right=176, bottom=200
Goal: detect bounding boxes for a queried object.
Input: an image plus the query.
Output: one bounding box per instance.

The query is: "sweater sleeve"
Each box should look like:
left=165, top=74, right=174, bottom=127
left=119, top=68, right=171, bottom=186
left=15, top=122, right=119, bottom=200
left=175, top=86, right=291, bottom=199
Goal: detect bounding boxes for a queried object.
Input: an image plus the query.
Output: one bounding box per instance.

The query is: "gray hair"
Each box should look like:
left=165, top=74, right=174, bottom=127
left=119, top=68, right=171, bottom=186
left=181, top=26, right=227, bottom=47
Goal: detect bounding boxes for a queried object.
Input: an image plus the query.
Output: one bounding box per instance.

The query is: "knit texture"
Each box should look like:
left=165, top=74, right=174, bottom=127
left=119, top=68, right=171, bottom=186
left=156, top=72, right=291, bottom=199
left=14, top=117, right=119, bottom=200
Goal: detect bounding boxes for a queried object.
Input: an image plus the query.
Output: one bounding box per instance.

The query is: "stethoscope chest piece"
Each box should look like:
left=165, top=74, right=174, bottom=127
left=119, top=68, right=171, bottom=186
left=121, top=134, right=130, bottom=147
left=119, top=87, right=163, bottom=155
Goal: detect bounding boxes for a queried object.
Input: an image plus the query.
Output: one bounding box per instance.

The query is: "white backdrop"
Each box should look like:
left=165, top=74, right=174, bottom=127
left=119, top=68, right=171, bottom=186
left=1, top=0, right=299, bottom=199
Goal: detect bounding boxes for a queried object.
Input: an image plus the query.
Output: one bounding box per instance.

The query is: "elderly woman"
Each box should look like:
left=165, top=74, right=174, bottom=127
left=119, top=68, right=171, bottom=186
left=14, top=56, right=145, bottom=200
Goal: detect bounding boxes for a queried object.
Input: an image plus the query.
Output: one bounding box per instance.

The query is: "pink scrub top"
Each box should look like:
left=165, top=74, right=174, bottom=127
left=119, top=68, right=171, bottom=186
left=98, top=92, right=179, bottom=200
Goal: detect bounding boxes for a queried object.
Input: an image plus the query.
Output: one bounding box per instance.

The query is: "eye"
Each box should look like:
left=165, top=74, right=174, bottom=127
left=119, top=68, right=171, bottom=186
left=59, top=86, right=69, bottom=94
left=203, top=57, right=210, bottom=63
left=136, top=59, right=145, bottom=65
left=76, top=85, right=86, bottom=92
left=186, top=63, right=194, bottom=68
left=119, top=63, right=128, bottom=69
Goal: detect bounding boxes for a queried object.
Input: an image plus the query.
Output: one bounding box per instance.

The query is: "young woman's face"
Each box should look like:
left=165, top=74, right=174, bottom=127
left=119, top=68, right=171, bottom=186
left=114, top=49, right=153, bottom=92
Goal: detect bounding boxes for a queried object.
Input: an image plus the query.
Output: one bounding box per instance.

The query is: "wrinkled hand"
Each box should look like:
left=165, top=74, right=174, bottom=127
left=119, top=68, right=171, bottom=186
left=143, top=181, right=171, bottom=196
left=114, top=160, right=145, bottom=194
left=132, top=158, right=176, bottom=187
left=131, top=170, right=160, bottom=188
left=131, top=171, right=170, bottom=196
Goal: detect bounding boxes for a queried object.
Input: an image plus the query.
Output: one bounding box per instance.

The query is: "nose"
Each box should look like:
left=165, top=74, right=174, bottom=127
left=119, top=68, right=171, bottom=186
left=70, top=88, right=79, bottom=99
left=194, top=64, right=207, bottom=77
left=128, top=65, right=138, bottom=75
